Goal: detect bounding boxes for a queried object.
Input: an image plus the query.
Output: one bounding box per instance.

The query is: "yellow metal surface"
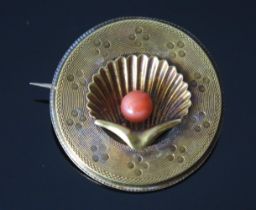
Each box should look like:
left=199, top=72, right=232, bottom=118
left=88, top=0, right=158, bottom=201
left=50, top=18, right=222, bottom=192
left=94, top=119, right=181, bottom=150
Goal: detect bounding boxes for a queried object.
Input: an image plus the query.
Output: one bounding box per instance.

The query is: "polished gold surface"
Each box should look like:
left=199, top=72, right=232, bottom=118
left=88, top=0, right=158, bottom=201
left=86, top=54, right=191, bottom=149
left=50, top=18, right=222, bottom=192
left=95, top=119, right=181, bottom=150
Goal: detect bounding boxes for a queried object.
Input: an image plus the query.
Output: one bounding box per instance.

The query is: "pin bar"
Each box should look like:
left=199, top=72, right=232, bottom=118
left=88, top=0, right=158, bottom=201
left=29, top=82, right=54, bottom=90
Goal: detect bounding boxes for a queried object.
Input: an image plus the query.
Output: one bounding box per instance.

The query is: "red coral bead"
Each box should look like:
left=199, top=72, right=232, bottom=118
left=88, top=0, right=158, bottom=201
left=121, top=91, right=153, bottom=123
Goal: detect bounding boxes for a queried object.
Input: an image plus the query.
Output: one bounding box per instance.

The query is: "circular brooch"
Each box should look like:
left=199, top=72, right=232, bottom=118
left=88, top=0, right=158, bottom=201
left=31, top=17, right=222, bottom=192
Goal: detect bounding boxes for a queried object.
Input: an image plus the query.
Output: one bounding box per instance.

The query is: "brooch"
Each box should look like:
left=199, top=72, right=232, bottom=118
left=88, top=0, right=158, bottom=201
left=31, top=17, right=222, bottom=192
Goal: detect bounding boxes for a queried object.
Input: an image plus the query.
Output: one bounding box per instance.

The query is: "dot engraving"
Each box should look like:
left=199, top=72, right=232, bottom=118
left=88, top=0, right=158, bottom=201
left=167, top=42, right=174, bottom=49
left=143, top=34, right=150, bottom=40
left=67, top=74, right=74, bottom=82
left=134, top=169, right=142, bottom=176
left=90, top=145, right=97, bottom=152
left=178, top=50, right=186, bottom=57
left=199, top=111, right=206, bottom=118
left=167, top=154, right=175, bottom=161
left=203, top=77, right=210, bottom=84
left=194, top=125, right=201, bottom=132
left=135, top=26, right=143, bottom=34
left=198, top=85, right=206, bottom=92
left=93, top=39, right=101, bottom=46
left=170, top=144, right=177, bottom=152
left=103, top=40, right=111, bottom=48
left=177, top=156, right=185, bottom=163
left=170, top=52, right=176, bottom=58
left=135, top=41, right=142, bottom=47
left=136, top=155, right=143, bottom=162
left=191, top=116, right=197, bottom=123
left=190, top=80, right=197, bottom=87
left=66, top=119, right=73, bottom=126
left=179, top=146, right=186, bottom=153
left=95, top=48, right=100, bottom=55
left=127, top=162, right=134, bottom=169
left=129, top=34, right=136, bottom=40
left=75, top=123, right=82, bottom=130
left=71, top=110, right=78, bottom=117
left=142, top=162, right=149, bottom=169
left=92, top=155, right=99, bottom=162
left=177, top=41, right=185, bottom=48
left=203, top=121, right=210, bottom=128
left=101, top=153, right=109, bottom=161
left=194, top=72, right=201, bottom=79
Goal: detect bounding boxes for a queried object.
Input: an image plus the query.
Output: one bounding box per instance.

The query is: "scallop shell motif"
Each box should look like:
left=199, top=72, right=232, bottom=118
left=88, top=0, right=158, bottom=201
left=87, top=54, right=192, bottom=131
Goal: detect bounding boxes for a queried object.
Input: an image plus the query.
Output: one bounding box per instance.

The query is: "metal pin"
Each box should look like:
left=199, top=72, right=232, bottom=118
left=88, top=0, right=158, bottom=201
left=29, top=82, right=54, bottom=90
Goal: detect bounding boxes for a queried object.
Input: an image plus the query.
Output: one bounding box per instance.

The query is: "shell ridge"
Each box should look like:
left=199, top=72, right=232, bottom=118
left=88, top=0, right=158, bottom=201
left=160, top=82, right=189, bottom=122
left=156, top=66, right=178, bottom=122
left=87, top=54, right=191, bottom=132
left=164, top=91, right=191, bottom=120
left=152, top=61, right=170, bottom=125
left=107, top=63, right=123, bottom=123
left=101, top=67, right=120, bottom=122
left=88, top=81, right=115, bottom=121
left=139, top=54, right=149, bottom=91
left=161, top=74, right=184, bottom=115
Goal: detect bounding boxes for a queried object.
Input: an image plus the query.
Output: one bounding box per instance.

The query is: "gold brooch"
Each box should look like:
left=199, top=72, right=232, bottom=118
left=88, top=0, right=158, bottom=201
left=31, top=17, right=222, bottom=192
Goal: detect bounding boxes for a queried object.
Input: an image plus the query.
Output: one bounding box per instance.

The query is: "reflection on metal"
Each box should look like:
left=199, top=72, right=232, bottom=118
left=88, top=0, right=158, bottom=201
left=95, top=119, right=181, bottom=150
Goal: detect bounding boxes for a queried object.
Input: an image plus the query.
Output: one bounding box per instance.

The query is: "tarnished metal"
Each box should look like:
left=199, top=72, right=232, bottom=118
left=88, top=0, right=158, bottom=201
left=41, top=17, right=222, bottom=192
